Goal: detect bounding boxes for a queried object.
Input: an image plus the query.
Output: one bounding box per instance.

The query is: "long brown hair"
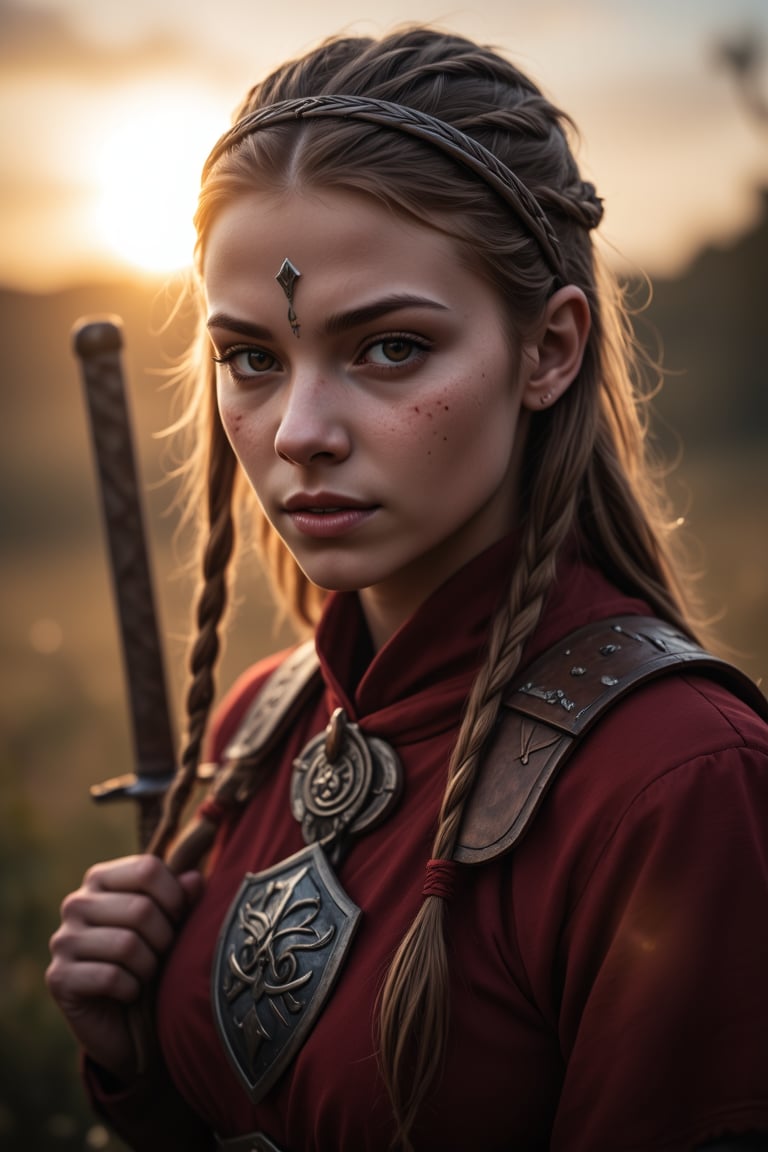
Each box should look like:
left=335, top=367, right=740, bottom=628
left=152, top=27, right=704, bottom=1148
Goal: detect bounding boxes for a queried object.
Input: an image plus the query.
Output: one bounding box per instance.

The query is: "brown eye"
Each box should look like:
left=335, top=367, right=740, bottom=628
left=380, top=338, right=414, bottom=363
left=235, top=348, right=277, bottom=374
left=361, top=335, right=429, bottom=368
left=213, top=344, right=279, bottom=381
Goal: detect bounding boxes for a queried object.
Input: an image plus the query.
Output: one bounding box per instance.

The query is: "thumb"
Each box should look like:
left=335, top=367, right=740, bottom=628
left=177, top=870, right=205, bottom=906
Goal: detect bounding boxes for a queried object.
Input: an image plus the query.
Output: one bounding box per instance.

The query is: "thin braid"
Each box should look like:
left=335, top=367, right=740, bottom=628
left=379, top=472, right=582, bottom=1149
left=148, top=434, right=237, bottom=860
left=165, top=738, right=278, bottom=875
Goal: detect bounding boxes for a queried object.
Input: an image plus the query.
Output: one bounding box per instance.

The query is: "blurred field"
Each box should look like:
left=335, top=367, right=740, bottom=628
left=0, top=277, right=292, bottom=1151
left=1, top=235, right=766, bottom=1148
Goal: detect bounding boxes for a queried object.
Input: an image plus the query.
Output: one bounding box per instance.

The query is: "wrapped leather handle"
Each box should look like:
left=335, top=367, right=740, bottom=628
left=72, top=316, right=176, bottom=848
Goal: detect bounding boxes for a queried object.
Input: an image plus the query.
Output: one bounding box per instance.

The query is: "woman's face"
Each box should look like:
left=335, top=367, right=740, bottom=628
left=204, top=187, right=533, bottom=647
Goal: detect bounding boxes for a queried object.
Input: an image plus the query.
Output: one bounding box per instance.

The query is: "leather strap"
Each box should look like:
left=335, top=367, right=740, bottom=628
left=222, top=618, right=767, bottom=867
left=454, top=616, right=768, bottom=863
left=223, top=640, right=320, bottom=762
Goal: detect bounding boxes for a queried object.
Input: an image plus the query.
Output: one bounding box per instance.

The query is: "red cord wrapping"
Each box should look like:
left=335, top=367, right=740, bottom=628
left=422, top=858, right=458, bottom=902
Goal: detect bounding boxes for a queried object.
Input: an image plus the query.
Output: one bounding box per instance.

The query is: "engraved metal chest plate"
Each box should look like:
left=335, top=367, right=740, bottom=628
left=212, top=842, right=361, bottom=1103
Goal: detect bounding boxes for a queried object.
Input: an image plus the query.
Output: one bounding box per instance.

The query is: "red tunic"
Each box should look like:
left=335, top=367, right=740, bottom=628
left=88, top=539, right=768, bottom=1150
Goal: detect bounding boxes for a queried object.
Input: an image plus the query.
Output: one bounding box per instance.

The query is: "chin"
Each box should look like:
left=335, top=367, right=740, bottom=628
left=295, top=561, right=373, bottom=595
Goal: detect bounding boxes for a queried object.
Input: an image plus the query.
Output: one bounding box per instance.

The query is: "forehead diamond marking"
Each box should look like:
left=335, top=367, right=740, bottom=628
left=276, top=258, right=301, bottom=300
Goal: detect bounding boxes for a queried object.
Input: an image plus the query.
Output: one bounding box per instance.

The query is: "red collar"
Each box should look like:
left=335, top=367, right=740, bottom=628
left=314, top=536, right=649, bottom=737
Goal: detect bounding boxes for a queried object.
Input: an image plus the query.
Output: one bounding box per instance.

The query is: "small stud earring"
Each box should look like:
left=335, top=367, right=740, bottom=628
left=540, top=391, right=553, bottom=407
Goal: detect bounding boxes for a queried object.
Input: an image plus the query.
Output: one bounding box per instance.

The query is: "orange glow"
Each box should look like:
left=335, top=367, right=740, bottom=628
left=88, top=82, right=230, bottom=277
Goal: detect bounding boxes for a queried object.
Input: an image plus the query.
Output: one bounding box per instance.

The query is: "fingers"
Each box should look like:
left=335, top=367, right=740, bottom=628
left=47, top=855, right=203, bottom=999
left=177, top=869, right=206, bottom=905
left=45, top=854, right=204, bottom=1081
left=60, top=925, right=161, bottom=988
left=85, top=854, right=195, bottom=922
left=47, top=955, right=145, bottom=1006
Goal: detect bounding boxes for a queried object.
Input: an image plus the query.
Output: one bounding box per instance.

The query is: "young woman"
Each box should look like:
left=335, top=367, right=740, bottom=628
left=47, top=27, right=768, bottom=1152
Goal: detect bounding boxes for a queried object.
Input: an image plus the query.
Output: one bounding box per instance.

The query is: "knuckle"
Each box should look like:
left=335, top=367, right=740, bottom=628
left=132, top=853, right=165, bottom=886
left=48, top=923, right=65, bottom=954
left=129, top=900, right=174, bottom=952
left=115, top=928, right=150, bottom=968
left=49, top=918, right=78, bottom=958
left=123, top=887, right=148, bottom=917
left=92, top=963, right=139, bottom=1002
left=124, top=891, right=157, bottom=928
left=60, top=888, right=87, bottom=921
left=44, top=958, right=64, bottom=997
left=83, top=860, right=110, bottom=887
left=109, top=969, right=141, bottom=1002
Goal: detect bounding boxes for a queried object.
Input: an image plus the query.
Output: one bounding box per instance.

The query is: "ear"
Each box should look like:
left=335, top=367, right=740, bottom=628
left=519, top=285, right=591, bottom=412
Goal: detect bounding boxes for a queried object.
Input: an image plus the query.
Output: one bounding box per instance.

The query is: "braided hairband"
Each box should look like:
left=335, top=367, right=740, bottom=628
left=202, top=94, right=573, bottom=282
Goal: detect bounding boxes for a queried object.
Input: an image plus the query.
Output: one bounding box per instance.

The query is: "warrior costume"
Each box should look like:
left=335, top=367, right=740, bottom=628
left=86, top=535, right=768, bottom=1151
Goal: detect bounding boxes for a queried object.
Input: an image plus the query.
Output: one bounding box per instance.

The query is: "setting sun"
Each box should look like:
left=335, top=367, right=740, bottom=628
left=90, top=82, right=230, bottom=276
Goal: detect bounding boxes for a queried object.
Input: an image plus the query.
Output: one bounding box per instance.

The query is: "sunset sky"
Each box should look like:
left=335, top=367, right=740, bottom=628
left=2, top=0, right=767, bottom=290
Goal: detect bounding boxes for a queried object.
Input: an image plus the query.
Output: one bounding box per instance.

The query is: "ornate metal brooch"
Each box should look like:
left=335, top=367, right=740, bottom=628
left=290, top=706, right=402, bottom=863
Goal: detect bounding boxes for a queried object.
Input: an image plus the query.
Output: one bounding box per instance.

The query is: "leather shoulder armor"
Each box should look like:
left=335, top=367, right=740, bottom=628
left=219, top=619, right=766, bottom=868
left=454, top=615, right=768, bottom=864
left=223, top=640, right=321, bottom=763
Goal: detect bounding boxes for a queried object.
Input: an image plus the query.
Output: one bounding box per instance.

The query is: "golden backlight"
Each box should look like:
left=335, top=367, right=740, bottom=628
left=89, top=81, right=229, bottom=276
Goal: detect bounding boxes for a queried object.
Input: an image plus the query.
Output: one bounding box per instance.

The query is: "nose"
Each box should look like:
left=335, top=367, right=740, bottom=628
left=273, top=372, right=352, bottom=467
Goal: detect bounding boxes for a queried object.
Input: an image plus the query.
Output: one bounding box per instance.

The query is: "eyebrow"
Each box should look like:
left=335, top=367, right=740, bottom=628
left=323, top=294, right=449, bottom=334
left=206, top=294, right=449, bottom=340
left=206, top=314, right=272, bottom=340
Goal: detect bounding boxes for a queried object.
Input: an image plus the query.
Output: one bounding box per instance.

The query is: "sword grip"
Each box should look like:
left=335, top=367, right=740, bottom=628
left=73, top=316, right=176, bottom=847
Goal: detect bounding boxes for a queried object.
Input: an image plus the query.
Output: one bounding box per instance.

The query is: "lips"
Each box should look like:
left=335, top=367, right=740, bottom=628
left=281, top=493, right=379, bottom=538
left=282, top=492, right=375, bottom=514
left=295, top=505, right=354, bottom=514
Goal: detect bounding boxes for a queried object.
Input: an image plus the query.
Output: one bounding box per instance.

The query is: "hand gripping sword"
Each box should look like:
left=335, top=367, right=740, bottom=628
left=72, top=316, right=176, bottom=850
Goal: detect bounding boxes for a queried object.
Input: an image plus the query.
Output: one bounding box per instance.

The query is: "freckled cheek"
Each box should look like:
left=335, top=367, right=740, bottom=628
left=398, top=392, right=475, bottom=462
left=217, top=399, right=272, bottom=465
left=220, top=405, right=241, bottom=435
left=380, top=407, right=441, bottom=465
left=218, top=402, right=245, bottom=450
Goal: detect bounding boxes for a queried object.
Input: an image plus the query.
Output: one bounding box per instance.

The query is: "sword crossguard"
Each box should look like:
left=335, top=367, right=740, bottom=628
left=90, top=772, right=175, bottom=803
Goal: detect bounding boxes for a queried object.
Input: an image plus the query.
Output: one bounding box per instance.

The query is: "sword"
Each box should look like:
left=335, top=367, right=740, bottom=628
left=72, top=316, right=176, bottom=850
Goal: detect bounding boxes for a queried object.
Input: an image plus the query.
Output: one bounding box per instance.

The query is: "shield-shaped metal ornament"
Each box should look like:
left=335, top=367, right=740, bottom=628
left=212, top=841, right=361, bottom=1103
